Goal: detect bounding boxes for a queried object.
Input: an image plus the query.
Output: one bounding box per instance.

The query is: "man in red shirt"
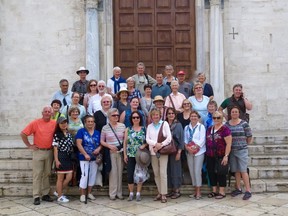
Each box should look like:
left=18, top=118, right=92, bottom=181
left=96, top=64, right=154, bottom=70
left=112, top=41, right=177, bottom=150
left=20, top=106, right=57, bottom=205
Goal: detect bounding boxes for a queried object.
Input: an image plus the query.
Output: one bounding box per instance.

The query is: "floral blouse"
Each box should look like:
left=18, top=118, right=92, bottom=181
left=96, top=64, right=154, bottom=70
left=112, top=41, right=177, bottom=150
left=126, top=126, right=146, bottom=157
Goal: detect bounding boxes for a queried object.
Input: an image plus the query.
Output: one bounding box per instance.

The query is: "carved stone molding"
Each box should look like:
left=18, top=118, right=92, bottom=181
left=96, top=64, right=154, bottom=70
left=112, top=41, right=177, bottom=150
left=210, top=0, right=221, bottom=6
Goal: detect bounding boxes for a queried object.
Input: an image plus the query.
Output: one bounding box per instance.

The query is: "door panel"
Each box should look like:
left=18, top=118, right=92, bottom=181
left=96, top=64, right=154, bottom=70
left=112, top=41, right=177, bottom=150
left=114, top=0, right=196, bottom=79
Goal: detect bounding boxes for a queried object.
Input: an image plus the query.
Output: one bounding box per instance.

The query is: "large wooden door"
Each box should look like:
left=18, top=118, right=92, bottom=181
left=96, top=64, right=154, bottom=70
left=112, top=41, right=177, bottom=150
left=114, top=0, right=196, bottom=80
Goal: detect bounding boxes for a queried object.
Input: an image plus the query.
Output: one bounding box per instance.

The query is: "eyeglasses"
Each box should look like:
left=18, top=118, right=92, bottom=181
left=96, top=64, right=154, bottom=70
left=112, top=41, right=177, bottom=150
left=111, top=114, right=119, bottom=117
left=90, top=84, right=97, bottom=87
left=194, top=87, right=202, bottom=90
left=102, top=101, right=110, bottom=103
left=183, top=103, right=190, bottom=106
left=167, top=113, right=175, bottom=115
left=213, top=117, right=221, bottom=120
left=132, top=116, right=140, bottom=119
left=98, top=85, right=105, bottom=88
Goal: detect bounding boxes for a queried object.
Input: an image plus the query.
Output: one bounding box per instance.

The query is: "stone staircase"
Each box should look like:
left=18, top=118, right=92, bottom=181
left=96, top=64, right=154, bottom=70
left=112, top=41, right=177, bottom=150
left=0, top=131, right=287, bottom=197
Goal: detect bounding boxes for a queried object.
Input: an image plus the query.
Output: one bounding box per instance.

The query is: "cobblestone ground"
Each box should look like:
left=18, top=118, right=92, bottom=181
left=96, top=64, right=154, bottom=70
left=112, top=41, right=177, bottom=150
left=1, top=193, right=288, bottom=215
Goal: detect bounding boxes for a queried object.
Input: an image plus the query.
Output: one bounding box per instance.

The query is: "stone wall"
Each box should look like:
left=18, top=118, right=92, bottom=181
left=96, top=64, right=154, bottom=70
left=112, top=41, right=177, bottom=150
left=0, top=0, right=86, bottom=135
left=222, top=0, right=288, bottom=131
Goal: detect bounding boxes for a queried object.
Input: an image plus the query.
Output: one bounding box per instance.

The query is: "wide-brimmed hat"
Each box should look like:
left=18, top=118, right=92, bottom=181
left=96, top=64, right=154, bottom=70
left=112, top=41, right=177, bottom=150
left=135, top=148, right=151, bottom=167
left=76, top=66, right=89, bottom=75
left=117, top=87, right=129, bottom=97
left=57, top=116, right=67, bottom=124
left=153, top=95, right=164, bottom=103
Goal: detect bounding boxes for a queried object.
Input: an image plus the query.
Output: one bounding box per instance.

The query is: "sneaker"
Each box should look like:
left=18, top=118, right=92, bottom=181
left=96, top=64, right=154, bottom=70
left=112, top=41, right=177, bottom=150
left=127, top=194, right=133, bottom=201
left=57, top=195, right=69, bottom=203
left=136, top=194, right=142, bottom=202
left=42, top=195, right=53, bottom=202
left=88, top=193, right=96, bottom=200
left=231, top=189, right=242, bottom=197
left=33, top=197, right=40, bottom=205
left=53, top=191, right=58, bottom=197
left=80, top=195, right=86, bottom=202
left=242, top=191, right=252, bottom=200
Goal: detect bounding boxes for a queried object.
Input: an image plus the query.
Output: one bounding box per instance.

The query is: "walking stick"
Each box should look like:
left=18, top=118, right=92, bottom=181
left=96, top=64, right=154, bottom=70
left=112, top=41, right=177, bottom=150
left=85, top=161, right=90, bottom=204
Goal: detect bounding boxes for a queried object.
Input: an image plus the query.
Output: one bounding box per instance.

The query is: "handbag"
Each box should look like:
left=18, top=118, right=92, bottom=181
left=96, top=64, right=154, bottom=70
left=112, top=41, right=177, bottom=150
left=157, top=122, right=177, bottom=155
left=95, top=153, right=103, bottom=165
left=187, top=141, right=200, bottom=155
left=212, top=127, right=229, bottom=175
left=108, top=123, right=123, bottom=151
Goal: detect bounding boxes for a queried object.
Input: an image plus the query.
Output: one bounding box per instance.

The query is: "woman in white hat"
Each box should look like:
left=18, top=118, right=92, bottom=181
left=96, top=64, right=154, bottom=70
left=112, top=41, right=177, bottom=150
left=113, top=87, right=130, bottom=115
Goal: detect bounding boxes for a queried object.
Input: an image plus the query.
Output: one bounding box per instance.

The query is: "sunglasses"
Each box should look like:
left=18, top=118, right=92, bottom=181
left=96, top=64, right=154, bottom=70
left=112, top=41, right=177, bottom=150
left=111, top=114, right=119, bottom=117
left=183, top=103, right=190, bottom=106
left=213, top=117, right=221, bottom=120
left=98, top=85, right=105, bottom=88
left=90, top=84, right=97, bottom=87
left=132, top=116, right=140, bottom=119
left=194, top=87, right=202, bottom=90
left=103, top=101, right=110, bottom=103
left=167, top=113, right=175, bottom=115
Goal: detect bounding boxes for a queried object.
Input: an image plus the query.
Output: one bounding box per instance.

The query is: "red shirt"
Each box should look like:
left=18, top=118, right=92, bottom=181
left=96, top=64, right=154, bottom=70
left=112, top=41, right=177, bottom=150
left=22, top=118, right=56, bottom=149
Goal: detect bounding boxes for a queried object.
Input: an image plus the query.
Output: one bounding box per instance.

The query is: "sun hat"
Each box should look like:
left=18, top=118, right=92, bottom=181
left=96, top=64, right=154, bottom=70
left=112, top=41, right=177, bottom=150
left=76, top=66, right=89, bottom=75
left=153, top=95, right=164, bottom=103
left=117, top=87, right=129, bottom=97
left=57, top=116, right=68, bottom=124
left=135, top=148, right=151, bottom=168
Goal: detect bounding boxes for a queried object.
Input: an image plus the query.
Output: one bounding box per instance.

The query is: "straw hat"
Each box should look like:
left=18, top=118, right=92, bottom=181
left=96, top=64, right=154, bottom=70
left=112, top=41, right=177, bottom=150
left=153, top=95, right=164, bottom=103
left=135, top=148, right=151, bottom=167
left=76, top=66, right=89, bottom=75
left=117, top=87, right=129, bottom=97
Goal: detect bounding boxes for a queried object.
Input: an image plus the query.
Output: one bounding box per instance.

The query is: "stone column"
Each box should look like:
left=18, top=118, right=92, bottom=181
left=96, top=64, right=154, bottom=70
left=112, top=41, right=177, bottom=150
left=195, top=0, right=206, bottom=75
left=86, top=0, right=100, bottom=80
left=209, top=0, right=224, bottom=104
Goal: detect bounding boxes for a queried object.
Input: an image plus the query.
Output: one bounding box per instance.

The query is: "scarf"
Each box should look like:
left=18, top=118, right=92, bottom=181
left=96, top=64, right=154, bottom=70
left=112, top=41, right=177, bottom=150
left=111, top=76, right=126, bottom=94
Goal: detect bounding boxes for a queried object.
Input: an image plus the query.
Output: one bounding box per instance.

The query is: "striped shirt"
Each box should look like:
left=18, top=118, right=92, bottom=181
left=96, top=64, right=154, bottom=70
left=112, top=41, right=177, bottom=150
left=101, top=123, right=126, bottom=146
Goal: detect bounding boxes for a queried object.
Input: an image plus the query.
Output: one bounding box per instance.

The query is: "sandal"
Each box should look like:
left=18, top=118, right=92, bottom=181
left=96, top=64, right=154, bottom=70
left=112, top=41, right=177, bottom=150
left=171, top=192, right=181, bottom=199
left=215, top=193, right=226, bottom=199
left=153, top=194, right=161, bottom=201
left=166, top=192, right=174, bottom=197
left=208, top=192, right=218, bottom=198
left=161, top=195, right=167, bottom=203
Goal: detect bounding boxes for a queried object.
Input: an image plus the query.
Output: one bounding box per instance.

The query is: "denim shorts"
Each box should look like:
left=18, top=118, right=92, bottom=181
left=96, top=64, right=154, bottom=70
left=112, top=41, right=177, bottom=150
left=229, top=148, right=249, bottom=173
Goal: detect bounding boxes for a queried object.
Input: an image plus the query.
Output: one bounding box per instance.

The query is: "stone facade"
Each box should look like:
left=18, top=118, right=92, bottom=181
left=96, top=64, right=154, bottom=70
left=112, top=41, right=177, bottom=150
left=0, top=0, right=287, bottom=135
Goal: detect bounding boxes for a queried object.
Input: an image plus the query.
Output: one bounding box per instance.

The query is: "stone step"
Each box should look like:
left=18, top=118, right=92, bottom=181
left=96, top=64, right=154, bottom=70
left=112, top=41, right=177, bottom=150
left=0, top=170, right=33, bottom=183
left=0, top=159, right=32, bottom=170
left=248, top=144, right=288, bottom=155
left=0, top=179, right=268, bottom=197
left=249, top=155, right=288, bottom=166
left=250, top=166, right=288, bottom=179
left=0, top=149, right=32, bottom=159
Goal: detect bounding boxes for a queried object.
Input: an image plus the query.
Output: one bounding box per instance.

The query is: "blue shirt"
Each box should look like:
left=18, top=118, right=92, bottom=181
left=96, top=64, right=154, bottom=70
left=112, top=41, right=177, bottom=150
left=151, top=83, right=171, bottom=99
left=52, top=90, right=73, bottom=112
left=75, top=128, right=100, bottom=161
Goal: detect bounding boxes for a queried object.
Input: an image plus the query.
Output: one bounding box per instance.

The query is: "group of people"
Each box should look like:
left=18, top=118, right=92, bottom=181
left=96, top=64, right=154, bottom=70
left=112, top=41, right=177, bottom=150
left=20, top=63, right=253, bottom=205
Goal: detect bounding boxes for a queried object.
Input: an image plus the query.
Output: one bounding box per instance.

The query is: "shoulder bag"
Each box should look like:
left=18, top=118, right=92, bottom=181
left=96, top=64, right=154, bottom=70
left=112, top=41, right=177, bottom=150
left=108, top=123, right=123, bottom=151
left=157, top=122, right=177, bottom=155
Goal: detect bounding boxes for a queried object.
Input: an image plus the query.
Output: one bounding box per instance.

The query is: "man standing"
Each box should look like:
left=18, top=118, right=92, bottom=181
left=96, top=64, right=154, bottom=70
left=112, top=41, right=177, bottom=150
left=151, top=72, right=171, bottom=99
left=218, top=83, right=252, bottom=122
left=20, top=106, right=57, bottom=205
left=132, top=62, right=156, bottom=96
left=163, top=65, right=177, bottom=87
left=107, top=66, right=127, bottom=100
left=71, top=67, right=89, bottom=105
left=177, top=70, right=192, bottom=98
left=52, top=79, right=73, bottom=112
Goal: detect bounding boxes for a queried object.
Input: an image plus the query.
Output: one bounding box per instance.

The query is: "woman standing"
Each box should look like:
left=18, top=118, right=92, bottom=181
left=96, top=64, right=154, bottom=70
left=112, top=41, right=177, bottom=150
left=83, top=79, right=98, bottom=111
left=126, top=77, right=142, bottom=102
left=140, top=84, right=155, bottom=122
left=153, top=95, right=167, bottom=121
left=188, top=82, right=210, bottom=121
left=226, top=106, right=253, bottom=200
left=101, top=108, right=126, bottom=200
left=113, top=87, right=130, bottom=115
left=52, top=116, right=74, bottom=203
left=120, top=97, right=145, bottom=128
left=76, top=115, right=102, bottom=202
left=184, top=111, right=206, bottom=199
left=192, top=73, right=214, bottom=100
left=177, top=99, right=193, bottom=129
left=94, top=95, right=113, bottom=132
left=165, top=108, right=184, bottom=199
left=68, top=106, right=84, bottom=139
left=62, top=92, right=86, bottom=120
left=123, top=111, right=147, bottom=201
left=146, top=108, right=172, bottom=203
left=206, top=111, right=232, bottom=199
left=51, top=99, right=62, bottom=120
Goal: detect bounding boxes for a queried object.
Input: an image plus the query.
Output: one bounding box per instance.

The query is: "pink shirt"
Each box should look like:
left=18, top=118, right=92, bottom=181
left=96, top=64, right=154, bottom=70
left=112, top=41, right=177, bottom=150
left=164, top=92, right=186, bottom=110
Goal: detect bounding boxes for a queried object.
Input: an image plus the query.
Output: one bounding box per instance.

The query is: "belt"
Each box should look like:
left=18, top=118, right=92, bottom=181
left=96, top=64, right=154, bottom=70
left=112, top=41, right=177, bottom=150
left=38, top=148, right=52, bottom=151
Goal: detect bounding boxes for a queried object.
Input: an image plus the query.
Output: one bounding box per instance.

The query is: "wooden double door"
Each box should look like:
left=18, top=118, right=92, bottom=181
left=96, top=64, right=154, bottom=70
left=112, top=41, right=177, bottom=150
left=114, top=0, right=196, bottom=80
